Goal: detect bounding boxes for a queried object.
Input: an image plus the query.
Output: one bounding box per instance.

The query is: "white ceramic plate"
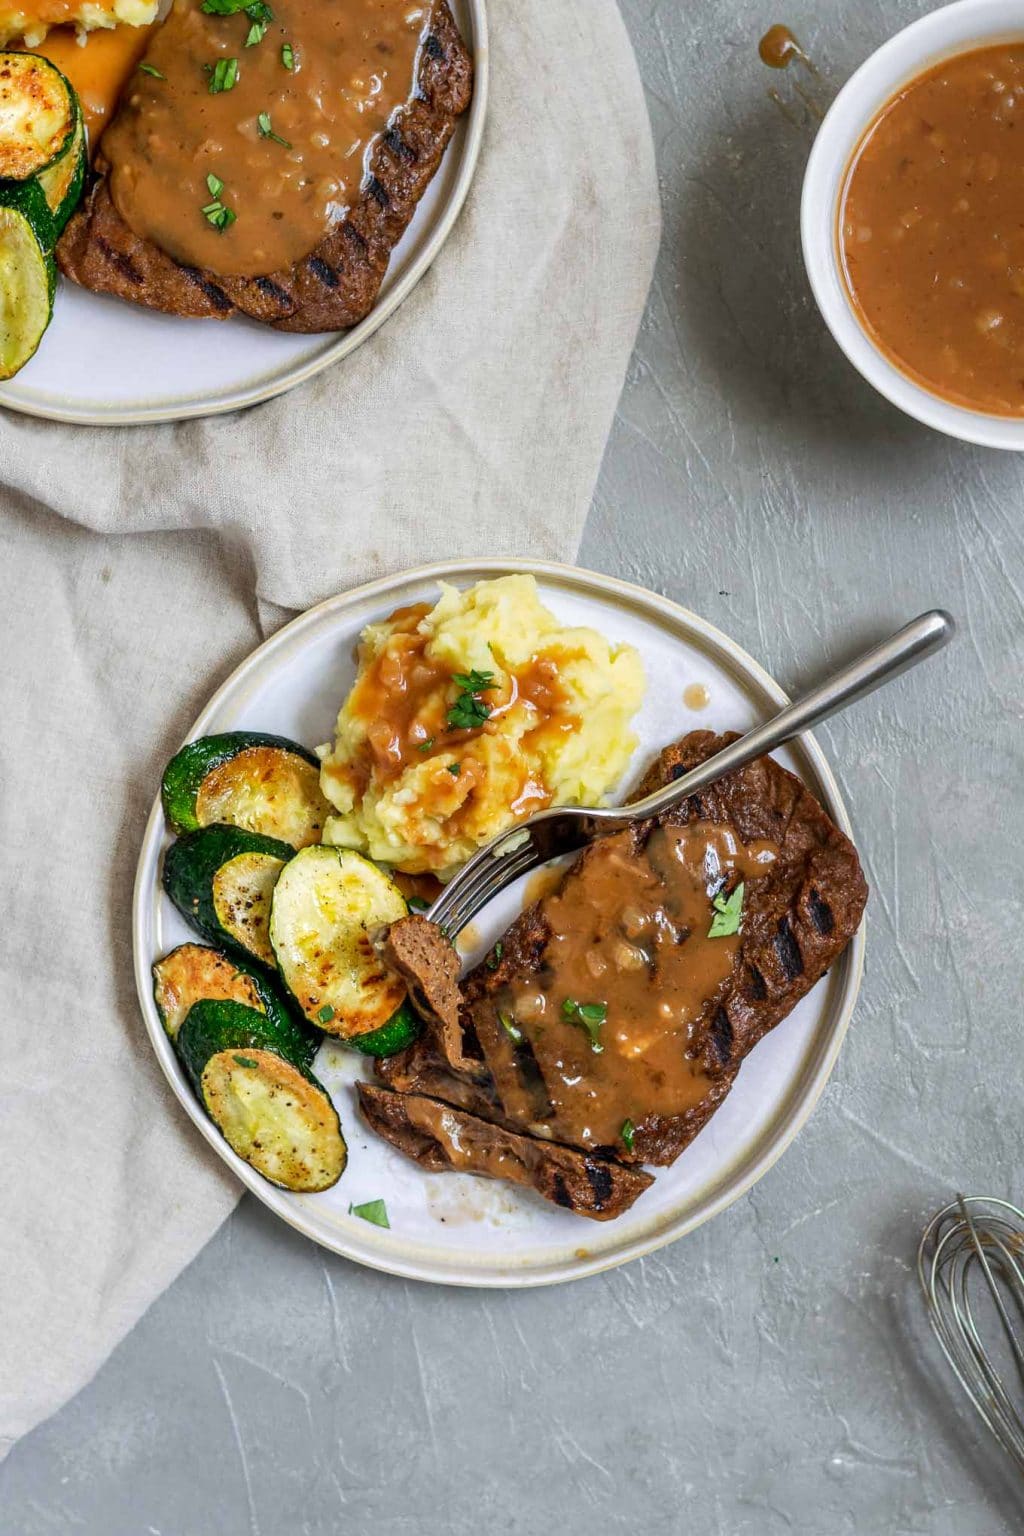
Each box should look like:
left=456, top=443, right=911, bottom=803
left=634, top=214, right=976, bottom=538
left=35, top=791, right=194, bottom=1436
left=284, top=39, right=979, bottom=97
left=132, top=560, right=866, bottom=1287
left=0, top=0, right=487, bottom=426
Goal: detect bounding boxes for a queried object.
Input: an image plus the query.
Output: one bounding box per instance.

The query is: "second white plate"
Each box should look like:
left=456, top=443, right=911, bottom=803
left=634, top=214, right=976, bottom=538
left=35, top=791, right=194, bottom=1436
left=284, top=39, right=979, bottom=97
left=0, top=0, right=487, bottom=426
left=133, top=559, right=866, bottom=1287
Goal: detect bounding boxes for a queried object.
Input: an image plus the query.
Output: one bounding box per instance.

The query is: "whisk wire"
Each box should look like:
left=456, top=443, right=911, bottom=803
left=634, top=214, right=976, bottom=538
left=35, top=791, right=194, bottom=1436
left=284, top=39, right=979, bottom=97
left=919, top=1194, right=1024, bottom=1473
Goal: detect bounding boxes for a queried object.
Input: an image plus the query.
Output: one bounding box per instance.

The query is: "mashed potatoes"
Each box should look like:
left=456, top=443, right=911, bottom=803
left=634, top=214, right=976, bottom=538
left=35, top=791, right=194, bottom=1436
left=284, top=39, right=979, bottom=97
left=0, top=0, right=155, bottom=48
left=318, top=575, right=646, bottom=875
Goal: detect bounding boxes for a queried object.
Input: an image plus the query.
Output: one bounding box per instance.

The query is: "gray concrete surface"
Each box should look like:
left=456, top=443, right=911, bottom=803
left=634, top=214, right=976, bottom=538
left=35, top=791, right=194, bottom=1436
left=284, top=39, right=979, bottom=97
left=4, top=1, right=1024, bottom=1530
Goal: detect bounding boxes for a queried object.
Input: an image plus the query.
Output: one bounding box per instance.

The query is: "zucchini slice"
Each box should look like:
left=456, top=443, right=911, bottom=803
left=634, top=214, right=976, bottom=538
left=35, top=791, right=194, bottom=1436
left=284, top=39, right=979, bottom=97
left=269, top=845, right=420, bottom=1054
left=37, top=112, right=85, bottom=236
left=0, top=191, right=54, bottom=380
left=152, top=943, right=320, bottom=1070
left=178, top=999, right=345, bottom=1192
left=163, top=825, right=294, bottom=967
left=0, top=53, right=77, bottom=181
left=161, top=731, right=329, bottom=847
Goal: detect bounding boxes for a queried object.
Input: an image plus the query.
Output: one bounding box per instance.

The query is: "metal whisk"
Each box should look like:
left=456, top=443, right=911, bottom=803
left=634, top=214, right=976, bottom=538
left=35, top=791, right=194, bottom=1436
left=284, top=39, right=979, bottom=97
left=918, top=1195, right=1024, bottom=1472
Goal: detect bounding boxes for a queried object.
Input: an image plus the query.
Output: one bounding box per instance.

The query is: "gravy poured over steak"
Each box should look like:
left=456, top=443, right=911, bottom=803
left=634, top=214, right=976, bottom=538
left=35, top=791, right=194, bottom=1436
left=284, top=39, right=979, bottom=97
left=57, top=0, right=472, bottom=329
left=362, top=731, right=868, bottom=1220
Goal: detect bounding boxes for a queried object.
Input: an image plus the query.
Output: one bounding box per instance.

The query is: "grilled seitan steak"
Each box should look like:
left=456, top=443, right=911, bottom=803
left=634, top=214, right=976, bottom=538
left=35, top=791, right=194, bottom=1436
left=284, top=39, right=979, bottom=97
left=362, top=732, right=868, bottom=1220
left=57, top=1, right=472, bottom=330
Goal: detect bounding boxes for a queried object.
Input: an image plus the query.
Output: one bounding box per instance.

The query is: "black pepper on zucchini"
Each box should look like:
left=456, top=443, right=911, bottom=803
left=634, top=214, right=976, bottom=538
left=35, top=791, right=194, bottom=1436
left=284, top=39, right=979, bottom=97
left=177, top=999, right=346, bottom=1192
left=161, top=731, right=330, bottom=847
left=0, top=53, right=77, bottom=183
left=152, top=942, right=320, bottom=1070
left=163, top=824, right=295, bottom=966
left=269, top=845, right=421, bottom=1056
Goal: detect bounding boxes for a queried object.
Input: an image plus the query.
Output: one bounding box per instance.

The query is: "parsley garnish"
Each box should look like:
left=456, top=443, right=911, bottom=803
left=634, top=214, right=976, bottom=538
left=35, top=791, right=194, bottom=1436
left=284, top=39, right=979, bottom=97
left=281, top=40, right=294, bottom=69
left=208, top=56, right=239, bottom=93
left=139, top=61, right=165, bottom=78
left=257, top=111, right=291, bottom=146
left=447, top=762, right=461, bottom=777
left=418, top=738, right=435, bottom=753
left=317, top=1003, right=335, bottom=1023
left=446, top=669, right=494, bottom=731
left=232, top=1054, right=258, bottom=1068
left=246, top=18, right=268, bottom=44
left=206, top=172, right=224, bottom=198
left=561, top=997, right=607, bottom=1052
left=202, top=198, right=236, bottom=232
left=708, top=881, right=744, bottom=939
left=486, top=941, right=504, bottom=971
left=349, top=1198, right=389, bottom=1228
left=407, top=895, right=429, bottom=913
left=499, top=1011, right=523, bottom=1044
left=621, top=1118, right=635, bottom=1153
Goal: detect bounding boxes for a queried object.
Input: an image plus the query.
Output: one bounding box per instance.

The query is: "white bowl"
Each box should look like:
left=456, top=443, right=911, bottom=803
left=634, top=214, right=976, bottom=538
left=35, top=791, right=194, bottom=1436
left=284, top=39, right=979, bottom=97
left=802, top=0, right=1024, bottom=449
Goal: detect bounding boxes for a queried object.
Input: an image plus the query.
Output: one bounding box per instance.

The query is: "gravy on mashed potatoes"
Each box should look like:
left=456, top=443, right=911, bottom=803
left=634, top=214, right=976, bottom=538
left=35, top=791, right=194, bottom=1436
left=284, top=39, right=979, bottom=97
left=318, top=576, right=646, bottom=875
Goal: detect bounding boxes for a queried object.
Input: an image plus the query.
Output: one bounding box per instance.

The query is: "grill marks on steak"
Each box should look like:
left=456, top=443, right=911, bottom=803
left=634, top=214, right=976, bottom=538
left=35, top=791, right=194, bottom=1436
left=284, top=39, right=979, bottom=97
left=56, top=2, right=472, bottom=331
left=360, top=732, right=868, bottom=1220
left=357, top=1085, right=654, bottom=1221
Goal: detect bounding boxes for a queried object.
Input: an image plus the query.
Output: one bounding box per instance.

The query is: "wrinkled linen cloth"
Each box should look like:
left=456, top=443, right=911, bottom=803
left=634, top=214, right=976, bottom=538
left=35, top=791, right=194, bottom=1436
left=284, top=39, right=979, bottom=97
left=0, top=0, right=659, bottom=1455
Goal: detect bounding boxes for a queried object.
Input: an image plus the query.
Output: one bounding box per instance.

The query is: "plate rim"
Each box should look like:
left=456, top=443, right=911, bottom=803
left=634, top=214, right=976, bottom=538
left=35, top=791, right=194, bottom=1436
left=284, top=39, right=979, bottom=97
left=132, top=557, right=867, bottom=1287
left=0, top=0, right=489, bottom=428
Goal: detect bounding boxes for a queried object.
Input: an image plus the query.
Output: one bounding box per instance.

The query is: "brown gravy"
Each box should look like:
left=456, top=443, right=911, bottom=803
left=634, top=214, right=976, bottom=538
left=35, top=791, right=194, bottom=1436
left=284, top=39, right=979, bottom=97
left=841, top=43, right=1024, bottom=416
left=759, top=24, right=807, bottom=71
left=497, top=821, right=777, bottom=1150
left=101, top=0, right=428, bottom=276
left=329, top=602, right=582, bottom=828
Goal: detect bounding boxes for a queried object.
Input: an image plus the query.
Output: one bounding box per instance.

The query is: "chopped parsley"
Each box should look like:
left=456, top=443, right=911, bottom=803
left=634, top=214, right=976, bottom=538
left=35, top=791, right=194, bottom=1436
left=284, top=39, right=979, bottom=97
left=139, top=61, right=165, bottom=78
left=257, top=111, right=291, bottom=146
left=446, top=669, right=494, bottom=731
left=499, top=1011, right=523, bottom=1044
left=407, top=895, right=430, bottom=913
left=208, top=56, right=239, bottom=93
left=417, top=737, right=435, bottom=753
left=206, top=172, right=224, bottom=198
left=447, top=762, right=462, bottom=777
left=202, top=197, right=236, bottom=232
left=708, top=880, right=744, bottom=939
left=621, top=1118, right=635, bottom=1153
left=317, top=1003, right=335, bottom=1023
left=232, top=1054, right=259, bottom=1069
left=246, top=17, right=268, bottom=44
left=561, top=997, right=607, bottom=1052
left=349, top=1198, right=389, bottom=1228
left=486, top=941, right=504, bottom=971
left=281, top=40, right=294, bottom=69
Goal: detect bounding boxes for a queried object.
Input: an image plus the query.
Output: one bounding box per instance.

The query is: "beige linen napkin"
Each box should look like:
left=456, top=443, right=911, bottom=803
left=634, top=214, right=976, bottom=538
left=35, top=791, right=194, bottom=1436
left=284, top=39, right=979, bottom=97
left=0, top=0, right=659, bottom=1456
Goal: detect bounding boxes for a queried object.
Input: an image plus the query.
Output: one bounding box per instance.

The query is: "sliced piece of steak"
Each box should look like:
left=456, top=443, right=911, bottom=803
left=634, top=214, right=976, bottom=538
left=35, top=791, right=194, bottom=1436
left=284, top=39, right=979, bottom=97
left=57, top=1, right=472, bottom=331
left=374, top=731, right=867, bottom=1188
left=357, top=1084, right=654, bottom=1221
left=384, top=914, right=486, bottom=1081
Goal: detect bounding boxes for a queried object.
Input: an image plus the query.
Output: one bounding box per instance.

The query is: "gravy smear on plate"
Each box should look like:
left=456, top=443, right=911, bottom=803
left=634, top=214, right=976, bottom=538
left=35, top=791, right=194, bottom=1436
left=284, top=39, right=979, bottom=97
left=840, top=43, right=1024, bottom=416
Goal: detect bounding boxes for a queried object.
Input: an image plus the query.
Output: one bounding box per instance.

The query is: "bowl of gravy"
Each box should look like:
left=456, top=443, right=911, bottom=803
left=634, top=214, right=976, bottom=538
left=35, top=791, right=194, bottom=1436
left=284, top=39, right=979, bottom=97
left=802, top=0, right=1024, bottom=447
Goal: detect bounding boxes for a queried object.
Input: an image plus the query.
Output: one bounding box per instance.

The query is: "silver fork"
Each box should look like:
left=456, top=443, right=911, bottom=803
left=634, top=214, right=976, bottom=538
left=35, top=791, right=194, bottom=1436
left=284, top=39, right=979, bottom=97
left=428, top=610, right=954, bottom=937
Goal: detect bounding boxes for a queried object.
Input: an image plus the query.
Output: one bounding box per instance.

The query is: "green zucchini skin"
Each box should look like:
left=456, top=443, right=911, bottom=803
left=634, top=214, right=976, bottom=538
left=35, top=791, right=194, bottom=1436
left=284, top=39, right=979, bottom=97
left=177, top=998, right=318, bottom=1085
left=177, top=1000, right=345, bottom=1193
left=162, top=824, right=295, bottom=964
left=153, top=943, right=320, bottom=1069
left=342, top=1000, right=421, bottom=1058
left=161, top=731, right=320, bottom=836
left=38, top=114, right=85, bottom=237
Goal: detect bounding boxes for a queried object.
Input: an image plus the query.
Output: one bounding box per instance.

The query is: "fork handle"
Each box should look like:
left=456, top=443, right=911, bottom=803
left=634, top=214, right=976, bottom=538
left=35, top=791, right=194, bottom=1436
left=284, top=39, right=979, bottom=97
left=625, top=610, right=955, bottom=822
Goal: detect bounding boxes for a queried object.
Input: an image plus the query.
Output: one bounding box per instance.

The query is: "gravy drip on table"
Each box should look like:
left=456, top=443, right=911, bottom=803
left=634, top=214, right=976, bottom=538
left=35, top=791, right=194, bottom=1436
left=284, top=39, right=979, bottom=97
left=500, top=821, right=777, bottom=1149
left=841, top=43, right=1024, bottom=416
left=101, top=0, right=429, bottom=275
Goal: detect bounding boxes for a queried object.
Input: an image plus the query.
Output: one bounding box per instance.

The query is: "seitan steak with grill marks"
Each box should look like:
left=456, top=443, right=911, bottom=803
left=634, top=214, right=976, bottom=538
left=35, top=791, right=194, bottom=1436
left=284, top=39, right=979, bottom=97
left=361, top=732, right=867, bottom=1219
left=56, top=1, right=472, bottom=331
